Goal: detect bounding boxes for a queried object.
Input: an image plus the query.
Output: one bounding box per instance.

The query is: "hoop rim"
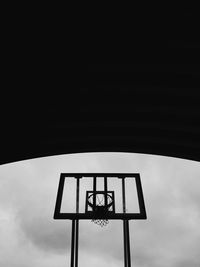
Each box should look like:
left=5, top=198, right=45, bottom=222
left=87, top=191, right=114, bottom=209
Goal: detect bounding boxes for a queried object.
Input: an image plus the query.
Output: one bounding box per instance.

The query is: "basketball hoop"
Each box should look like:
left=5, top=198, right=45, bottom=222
left=87, top=193, right=114, bottom=227
left=54, top=173, right=147, bottom=267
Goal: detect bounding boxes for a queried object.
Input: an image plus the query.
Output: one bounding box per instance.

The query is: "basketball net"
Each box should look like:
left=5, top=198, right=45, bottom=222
left=91, top=194, right=110, bottom=227
left=92, top=218, right=109, bottom=227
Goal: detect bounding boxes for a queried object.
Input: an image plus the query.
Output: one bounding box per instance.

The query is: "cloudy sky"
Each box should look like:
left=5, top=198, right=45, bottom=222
left=0, top=152, right=200, bottom=267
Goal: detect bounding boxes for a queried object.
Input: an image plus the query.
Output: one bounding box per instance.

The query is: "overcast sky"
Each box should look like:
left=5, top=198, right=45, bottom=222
left=0, top=152, right=200, bottom=267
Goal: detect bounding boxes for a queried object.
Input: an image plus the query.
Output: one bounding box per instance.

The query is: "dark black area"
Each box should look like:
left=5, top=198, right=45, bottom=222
left=1, top=63, right=200, bottom=164
left=1, top=11, right=200, bottom=164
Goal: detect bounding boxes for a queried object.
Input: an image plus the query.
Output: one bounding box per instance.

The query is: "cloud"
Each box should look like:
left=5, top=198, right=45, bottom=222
left=0, top=153, right=200, bottom=267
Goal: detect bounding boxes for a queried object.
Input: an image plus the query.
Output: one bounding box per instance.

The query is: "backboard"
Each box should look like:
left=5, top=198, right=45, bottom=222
left=54, top=173, right=147, bottom=220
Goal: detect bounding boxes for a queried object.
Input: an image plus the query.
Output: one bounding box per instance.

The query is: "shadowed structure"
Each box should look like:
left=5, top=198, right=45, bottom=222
left=1, top=11, right=200, bottom=165
left=54, top=173, right=147, bottom=267
left=1, top=62, right=199, bottom=164
left=0, top=11, right=200, bottom=164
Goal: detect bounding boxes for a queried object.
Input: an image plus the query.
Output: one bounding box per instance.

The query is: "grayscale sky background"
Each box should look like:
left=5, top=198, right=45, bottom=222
left=0, top=153, right=200, bottom=267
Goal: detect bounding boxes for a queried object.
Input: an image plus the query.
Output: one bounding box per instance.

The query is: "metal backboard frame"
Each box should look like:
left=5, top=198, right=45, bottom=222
left=54, top=173, right=147, bottom=220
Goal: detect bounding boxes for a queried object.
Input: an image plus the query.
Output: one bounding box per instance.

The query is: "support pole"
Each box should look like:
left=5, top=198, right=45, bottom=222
left=122, top=177, right=132, bottom=267
left=75, top=177, right=80, bottom=267
left=123, top=220, right=128, bottom=267
left=122, top=178, right=127, bottom=267
left=70, top=220, right=75, bottom=267
left=71, top=176, right=80, bottom=267
left=70, top=219, right=80, bottom=267
left=125, top=220, right=131, bottom=267
left=75, top=219, right=79, bottom=267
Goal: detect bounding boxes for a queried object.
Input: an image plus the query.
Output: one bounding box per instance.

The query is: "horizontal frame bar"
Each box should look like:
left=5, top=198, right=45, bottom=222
left=59, top=173, right=140, bottom=178
left=54, top=213, right=146, bottom=220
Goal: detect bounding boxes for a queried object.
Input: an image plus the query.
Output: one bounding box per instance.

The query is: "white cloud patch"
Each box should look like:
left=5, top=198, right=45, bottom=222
left=0, top=153, right=200, bottom=267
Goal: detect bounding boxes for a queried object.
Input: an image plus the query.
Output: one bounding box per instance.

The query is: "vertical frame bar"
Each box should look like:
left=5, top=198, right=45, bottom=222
left=122, top=178, right=126, bottom=214
left=76, top=178, right=80, bottom=214
left=135, top=174, right=147, bottom=218
left=85, top=192, right=89, bottom=212
left=104, top=176, right=108, bottom=207
left=54, top=174, right=65, bottom=219
left=93, top=176, right=97, bottom=211
left=112, top=191, right=115, bottom=213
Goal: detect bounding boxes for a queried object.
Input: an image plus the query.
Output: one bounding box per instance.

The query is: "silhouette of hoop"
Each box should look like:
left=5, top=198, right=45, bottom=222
left=87, top=192, right=114, bottom=227
left=54, top=173, right=147, bottom=267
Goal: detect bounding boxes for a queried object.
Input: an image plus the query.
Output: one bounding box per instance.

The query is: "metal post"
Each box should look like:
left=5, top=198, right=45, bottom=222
left=75, top=220, right=79, bottom=267
left=122, top=178, right=127, bottom=267
left=75, top=177, right=80, bottom=267
left=126, top=220, right=131, bottom=267
left=122, top=177, right=132, bottom=267
left=71, top=220, right=75, bottom=267
left=123, top=220, right=128, bottom=267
